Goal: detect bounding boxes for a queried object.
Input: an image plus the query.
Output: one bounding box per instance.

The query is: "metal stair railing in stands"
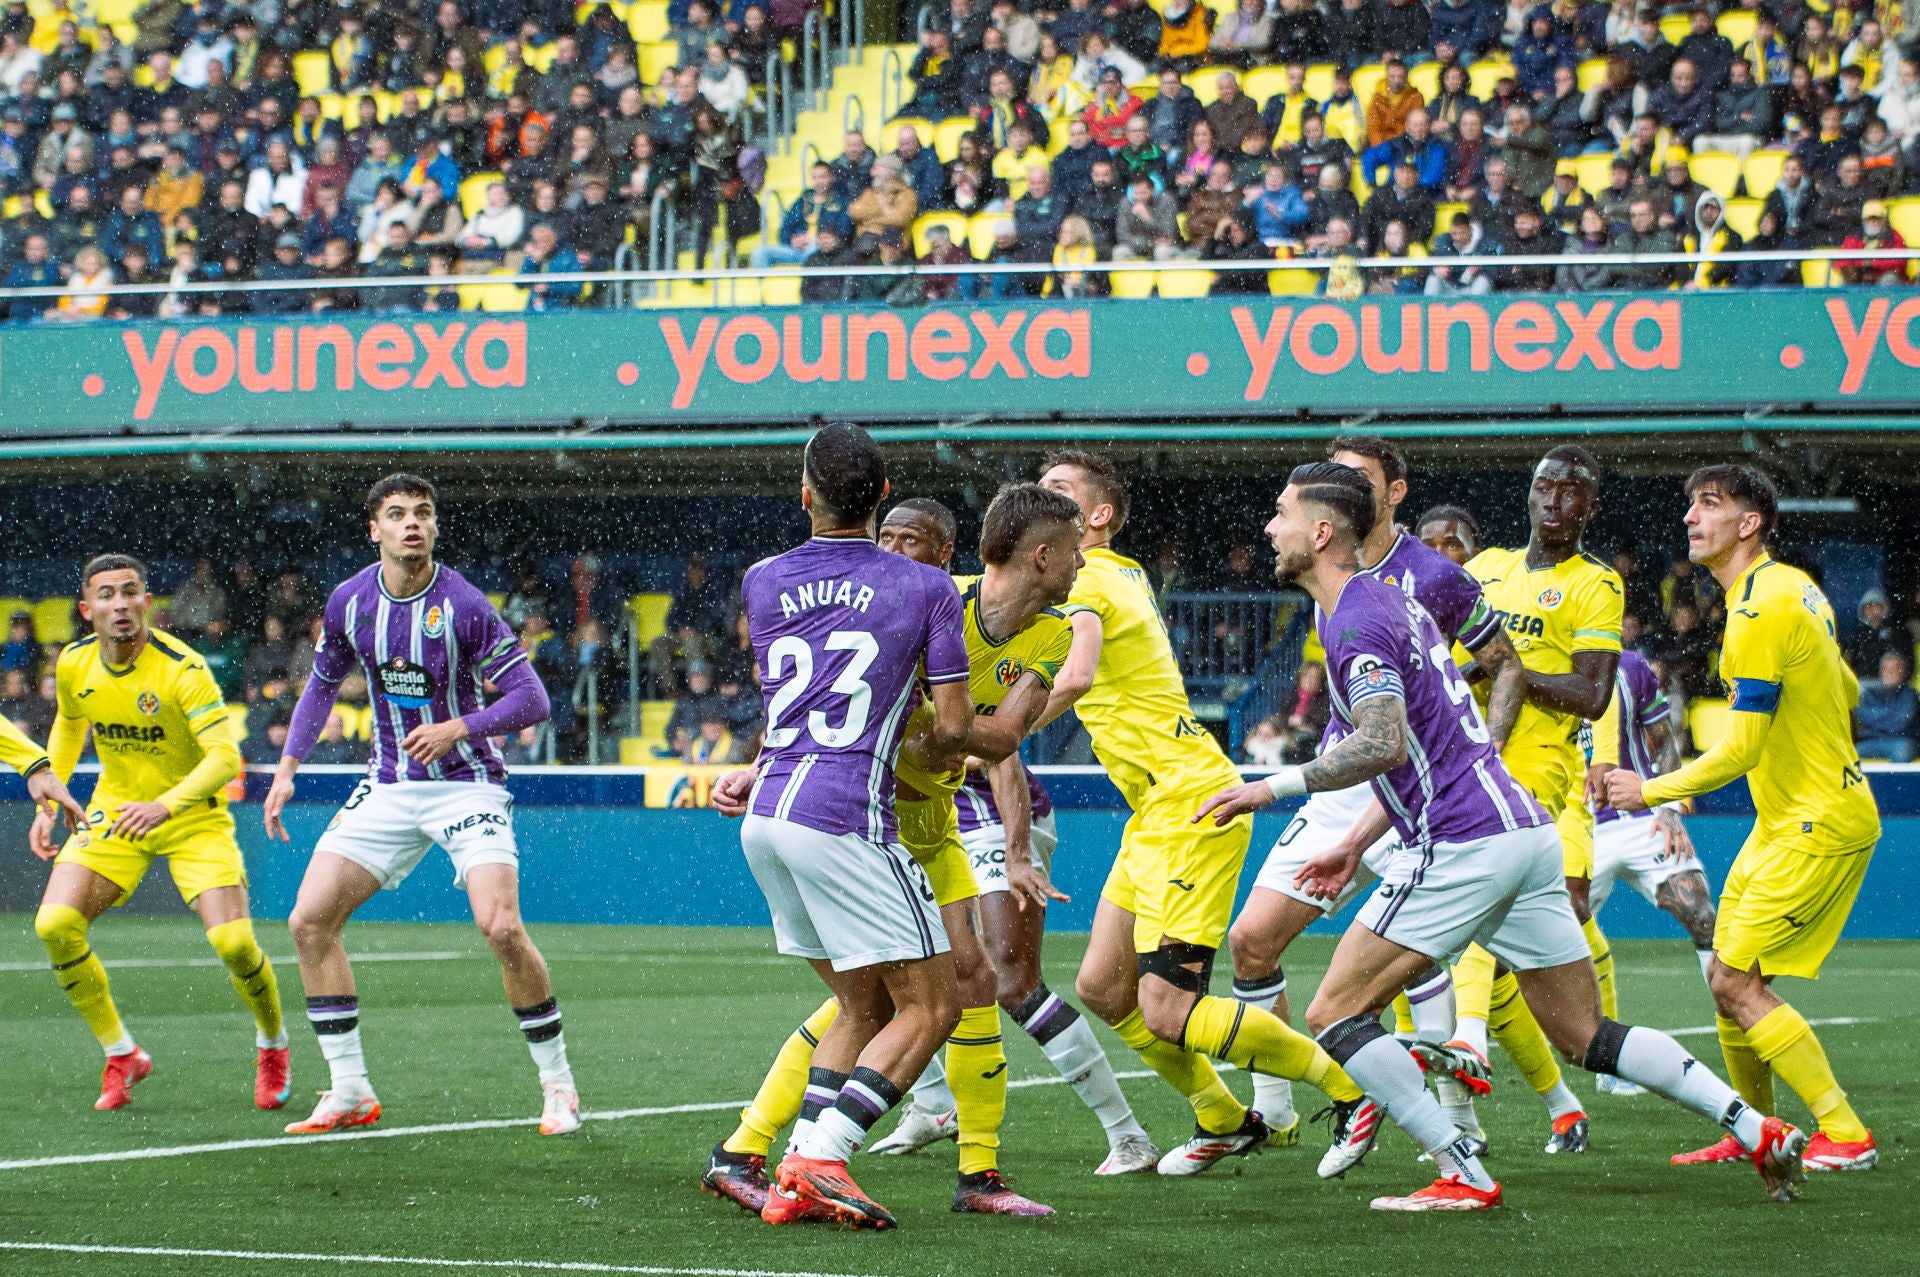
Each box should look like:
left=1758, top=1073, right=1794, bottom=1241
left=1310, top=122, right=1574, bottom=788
left=879, top=45, right=905, bottom=124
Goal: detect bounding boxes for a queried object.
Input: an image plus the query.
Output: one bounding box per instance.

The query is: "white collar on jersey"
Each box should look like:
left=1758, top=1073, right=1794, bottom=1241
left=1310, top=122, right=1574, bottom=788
left=376, top=561, right=442, bottom=604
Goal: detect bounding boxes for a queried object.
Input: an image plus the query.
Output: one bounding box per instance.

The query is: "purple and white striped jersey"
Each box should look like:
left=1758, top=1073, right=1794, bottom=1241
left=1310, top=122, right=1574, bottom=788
left=1320, top=571, right=1549, bottom=849
left=311, top=563, right=525, bottom=785
left=742, top=536, right=967, bottom=843
left=955, top=765, right=1053, bottom=835
left=1318, top=530, right=1502, bottom=754
left=1594, top=650, right=1669, bottom=826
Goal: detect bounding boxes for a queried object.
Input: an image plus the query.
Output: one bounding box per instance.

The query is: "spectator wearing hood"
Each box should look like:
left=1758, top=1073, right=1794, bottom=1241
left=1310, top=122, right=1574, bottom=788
left=1430, top=0, right=1497, bottom=60
left=1424, top=211, right=1494, bottom=294
left=1682, top=191, right=1741, bottom=288
left=1847, top=588, right=1905, bottom=675
left=1733, top=205, right=1799, bottom=288
left=1513, top=6, right=1574, bottom=99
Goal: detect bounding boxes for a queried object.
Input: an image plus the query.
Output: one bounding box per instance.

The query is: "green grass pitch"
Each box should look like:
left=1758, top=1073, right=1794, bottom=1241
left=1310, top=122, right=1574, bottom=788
left=0, top=915, right=1907, bottom=1277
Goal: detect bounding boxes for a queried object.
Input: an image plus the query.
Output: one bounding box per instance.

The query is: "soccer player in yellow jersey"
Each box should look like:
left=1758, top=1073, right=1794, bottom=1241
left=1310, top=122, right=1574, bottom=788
left=29, top=554, right=290, bottom=1112
left=706, top=485, right=1092, bottom=1219
left=1608, top=465, right=1879, bottom=1174
left=1038, top=451, right=1376, bottom=1179
left=1436, top=447, right=1623, bottom=1155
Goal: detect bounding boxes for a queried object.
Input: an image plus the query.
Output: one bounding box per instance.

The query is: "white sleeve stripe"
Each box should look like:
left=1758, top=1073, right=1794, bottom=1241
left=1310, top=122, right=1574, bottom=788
left=924, top=670, right=968, bottom=684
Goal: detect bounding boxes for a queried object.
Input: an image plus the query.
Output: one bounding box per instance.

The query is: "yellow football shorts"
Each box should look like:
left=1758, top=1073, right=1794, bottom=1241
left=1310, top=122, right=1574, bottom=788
left=1100, top=786, right=1252, bottom=953
left=1715, top=831, right=1875, bottom=980
left=897, top=795, right=980, bottom=909
left=1504, top=744, right=1592, bottom=877
left=55, top=800, right=246, bottom=907
left=1556, top=778, right=1595, bottom=880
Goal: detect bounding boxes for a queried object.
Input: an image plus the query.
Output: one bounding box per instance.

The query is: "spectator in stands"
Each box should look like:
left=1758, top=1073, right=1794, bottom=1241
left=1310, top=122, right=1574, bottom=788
left=829, top=128, right=875, bottom=201
left=1611, top=196, right=1683, bottom=289
left=0, top=667, right=43, bottom=734
left=1539, top=63, right=1592, bottom=155
left=1514, top=7, right=1574, bottom=99
left=1367, top=59, right=1424, bottom=148
left=197, top=615, right=248, bottom=701
left=242, top=717, right=291, bottom=765
left=1734, top=206, right=1799, bottom=288
left=1543, top=160, right=1592, bottom=232
left=307, top=711, right=361, bottom=765
left=520, top=222, right=582, bottom=310
left=1696, top=55, right=1774, bottom=161
left=1811, top=152, right=1869, bottom=247
left=800, top=221, right=859, bottom=302
left=1244, top=716, right=1286, bottom=766
left=168, top=558, right=228, bottom=640
left=666, top=659, right=727, bottom=750
left=1206, top=72, right=1261, bottom=151
left=1426, top=210, right=1494, bottom=294
left=1284, top=661, right=1330, bottom=759
left=1847, top=588, right=1904, bottom=675
left=1183, top=158, right=1242, bottom=244
left=1303, top=158, right=1360, bottom=246
left=1556, top=203, right=1618, bottom=291
left=1362, top=106, right=1448, bottom=189
left=1375, top=0, right=1430, bottom=62
left=918, top=222, right=974, bottom=299
left=1855, top=650, right=1919, bottom=763
left=0, top=611, right=33, bottom=673
left=1211, top=0, right=1273, bottom=67
left=1683, top=193, right=1741, bottom=288
left=1656, top=601, right=1717, bottom=698
left=891, top=125, right=944, bottom=211
left=1654, top=147, right=1707, bottom=233
left=1361, top=156, right=1435, bottom=249
left=1678, top=5, right=1735, bottom=93
left=1838, top=201, right=1910, bottom=286
left=1500, top=102, right=1557, bottom=200
left=849, top=154, right=917, bottom=242
left=1880, top=57, right=1920, bottom=150
left=1432, top=0, right=1497, bottom=60
left=1156, top=0, right=1214, bottom=74
left=1247, top=160, right=1309, bottom=246
left=1048, top=118, right=1103, bottom=205
left=1763, top=152, right=1817, bottom=242
left=1, top=233, right=57, bottom=321
left=1082, top=65, right=1142, bottom=150
left=903, top=28, right=964, bottom=120
left=1498, top=203, right=1561, bottom=289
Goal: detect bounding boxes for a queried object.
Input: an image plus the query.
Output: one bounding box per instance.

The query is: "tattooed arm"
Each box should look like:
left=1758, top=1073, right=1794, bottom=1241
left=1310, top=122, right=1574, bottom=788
left=1192, top=694, right=1407, bottom=827
left=1655, top=868, right=1718, bottom=950
left=1642, top=714, right=1697, bottom=861
left=1465, top=625, right=1527, bottom=749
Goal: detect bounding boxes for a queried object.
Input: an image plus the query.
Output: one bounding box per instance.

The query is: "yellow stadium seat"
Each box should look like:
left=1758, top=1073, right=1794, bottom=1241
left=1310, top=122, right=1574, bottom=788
left=1467, top=58, right=1513, bottom=100
left=1109, top=268, right=1156, bottom=298
left=524, top=41, right=559, bottom=73
left=1156, top=268, right=1213, bottom=298
left=1576, top=57, right=1608, bottom=92
left=628, top=592, right=673, bottom=648
left=459, top=170, right=504, bottom=218
left=293, top=50, right=332, bottom=96
left=760, top=271, right=803, bottom=305
left=92, top=0, right=137, bottom=23
left=1350, top=62, right=1385, bottom=110
left=889, top=117, right=935, bottom=152
left=1303, top=62, right=1338, bottom=101
left=934, top=115, right=978, bottom=161
left=1723, top=197, right=1761, bottom=239
left=578, top=0, right=630, bottom=25
left=1687, top=698, right=1729, bottom=752
left=470, top=276, right=531, bottom=310
left=639, top=40, right=678, bottom=83
left=33, top=190, right=51, bottom=218
left=638, top=698, right=676, bottom=741
left=486, top=592, right=507, bottom=610
left=1182, top=65, right=1239, bottom=106
left=1659, top=13, right=1690, bottom=43
left=0, top=599, right=33, bottom=635
left=1715, top=10, right=1757, bottom=46
left=1267, top=268, right=1317, bottom=295
left=1243, top=66, right=1292, bottom=106
left=1801, top=259, right=1832, bottom=287
left=133, top=62, right=154, bottom=87
left=1689, top=151, right=1740, bottom=199
left=628, top=1, right=670, bottom=45
left=912, top=211, right=969, bottom=257
left=1408, top=61, right=1440, bottom=99
left=317, top=92, right=347, bottom=121
left=484, top=43, right=510, bottom=74
left=967, top=210, right=1012, bottom=251
left=1432, top=200, right=1469, bottom=235
left=1574, top=151, right=1615, bottom=197
left=1, top=195, right=19, bottom=218
left=32, top=597, right=74, bottom=644
left=1743, top=148, right=1788, bottom=197
left=1888, top=198, right=1920, bottom=247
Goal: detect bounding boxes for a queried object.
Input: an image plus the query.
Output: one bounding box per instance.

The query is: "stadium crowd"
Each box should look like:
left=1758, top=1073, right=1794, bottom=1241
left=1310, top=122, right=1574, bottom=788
left=0, top=0, right=1912, bottom=316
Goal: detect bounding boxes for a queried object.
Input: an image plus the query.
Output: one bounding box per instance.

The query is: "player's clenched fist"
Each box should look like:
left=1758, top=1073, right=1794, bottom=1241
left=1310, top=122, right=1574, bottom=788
left=711, top=769, right=755, bottom=818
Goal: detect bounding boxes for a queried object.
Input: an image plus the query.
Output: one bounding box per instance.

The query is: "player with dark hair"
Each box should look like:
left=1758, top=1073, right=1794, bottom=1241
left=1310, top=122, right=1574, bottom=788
left=1039, top=453, right=1376, bottom=1179
left=1197, top=461, right=1807, bottom=1211
left=1608, top=464, right=1878, bottom=1174
left=266, top=473, right=572, bottom=1137
left=30, top=553, right=279, bottom=1112
left=1227, top=440, right=1527, bottom=1156
left=1435, top=445, right=1626, bottom=1149
left=1416, top=506, right=1482, bottom=565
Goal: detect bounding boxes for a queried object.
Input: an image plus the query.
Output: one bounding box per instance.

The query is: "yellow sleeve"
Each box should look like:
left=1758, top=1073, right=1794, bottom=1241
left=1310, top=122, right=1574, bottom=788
left=48, top=713, right=86, bottom=783
left=0, top=714, right=49, bottom=776
left=1569, top=566, right=1625, bottom=654
left=1642, top=607, right=1777, bottom=804
left=156, top=662, right=242, bottom=815
left=1029, top=616, right=1074, bottom=686
left=1589, top=676, right=1621, bottom=769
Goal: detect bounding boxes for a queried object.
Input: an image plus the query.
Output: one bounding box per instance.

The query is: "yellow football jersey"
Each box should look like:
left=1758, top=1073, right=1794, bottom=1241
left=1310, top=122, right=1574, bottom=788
left=52, top=629, right=240, bottom=813
left=1064, top=547, right=1239, bottom=808
left=895, top=575, right=1074, bottom=802
left=1464, top=546, right=1624, bottom=798
left=1644, top=555, right=1879, bottom=852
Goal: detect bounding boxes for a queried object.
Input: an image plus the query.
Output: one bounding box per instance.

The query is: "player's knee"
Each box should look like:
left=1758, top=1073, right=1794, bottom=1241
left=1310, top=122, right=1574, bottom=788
left=992, top=962, right=1040, bottom=1011
left=287, top=906, right=338, bottom=956
left=479, top=914, right=530, bottom=956
left=34, top=902, right=86, bottom=954
left=1073, top=969, right=1126, bottom=1024
left=205, top=917, right=259, bottom=962
left=1226, top=917, right=1279, bottom=979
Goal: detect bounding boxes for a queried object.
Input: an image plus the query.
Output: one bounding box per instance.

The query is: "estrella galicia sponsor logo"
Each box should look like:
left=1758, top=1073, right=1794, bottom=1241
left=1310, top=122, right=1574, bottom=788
left=136, top=690, right=161, bottom=716
left=379, top=658, right=434, bottom=709
left=423, top=604, right=447, bottom=639
left=442, top=811, right=509, bottom=841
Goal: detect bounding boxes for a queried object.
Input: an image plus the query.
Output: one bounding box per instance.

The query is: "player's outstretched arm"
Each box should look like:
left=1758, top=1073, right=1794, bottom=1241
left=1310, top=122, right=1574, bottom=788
left=1467, top=625, right=1527, bottom=748
left=1608, top=707, right=1769, bottom=812
left=1522, top=649, right=1620, bottom=721
left=967, top=670, right=1051, bottom=764
left=1033, top=609, right=1101, bottom=731
left=1195, top=695, right=1408, bottom=827
left=269, top=672, right=349, bottom=841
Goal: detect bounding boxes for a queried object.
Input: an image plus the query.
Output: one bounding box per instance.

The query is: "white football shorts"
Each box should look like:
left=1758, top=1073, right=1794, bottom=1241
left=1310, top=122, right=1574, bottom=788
left=741, top=813, right=951, bottom=971
left=1250, top=782, right=1402, bottom=914
left=314, top=779, right=519, bottom=891
left=1591, top=812, right=1708, bottom=913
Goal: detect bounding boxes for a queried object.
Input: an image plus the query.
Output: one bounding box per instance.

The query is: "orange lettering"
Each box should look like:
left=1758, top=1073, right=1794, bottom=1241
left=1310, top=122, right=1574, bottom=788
left=1026, top=309, right=1090, bottom=378
left=847, top=312, right=908, bottom=381
left=412, top=323, right=468, bottom=389
left=969, top=311, right=1027, bottom=379
left=911, top=311, right=970, bottom=380
left=1232, top=305, right=1292, bottom=400
left=237, top=327, right=294, bottom=392
left=1493, top=302, right=1556, bottom=373
left=715, top=315, right=779, bottom=383
left=465, top=320, right=526, bottom=389
left=661, top=315, right=720, bottom=408
left=1883, top=297, right=1920, bottom=368
left=174, top=329, right=234, bottom=396
left=1360, top=304, right=1421, bottom=374
left=1289, top=304, right=1357, bottom=376
left=1427, top=303, right=1491, bottom=372
left=124, top=329, right=179, bottom=421
left=1613, top=299, right=1680, bottom=371
left=1554, top=301, right=1615, bottom=370
left=781, top=314, right=842, bottom=383
left=356, top=323, right=415, bottom=391
left=298, top=324, right=355, bottom=391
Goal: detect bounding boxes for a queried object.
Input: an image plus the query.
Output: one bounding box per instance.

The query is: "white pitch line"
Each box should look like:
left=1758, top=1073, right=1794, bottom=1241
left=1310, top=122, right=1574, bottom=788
left=0, top=1241, right=889, bottom=1277
left=0, top=950, right=469, bottom=973
left=1663, top=1015, right=1877, bottom=1038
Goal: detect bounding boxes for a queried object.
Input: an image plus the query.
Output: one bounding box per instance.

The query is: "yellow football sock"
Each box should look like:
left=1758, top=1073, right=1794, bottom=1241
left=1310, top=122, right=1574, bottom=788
left=724, top=997, right=838, bottom=1157
left=1183, top=994, right=1363, bottom=1103
left=1114, top=1007, right=1246, bottom=1134
left=1747, top=1004, right=1868, bottom=1142
left=947, top=1005, right=1008, bottom=1175
left=1390, top=993, right=1416, bottom=1038
left=1581, top=914, right=1617, bottom=1020
left=35, top=903, right=128, bottom=1051
left=206, top=919, right=284, bottom=1043
left=1489, top=971, right=1563, bottom=1097
left=1453, top=944, right=1496, bottom=1023
left=1717, top=1015, right=1774, bottom=1113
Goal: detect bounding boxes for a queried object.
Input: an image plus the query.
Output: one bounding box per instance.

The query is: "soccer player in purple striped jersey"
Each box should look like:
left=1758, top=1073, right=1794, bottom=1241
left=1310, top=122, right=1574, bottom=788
left=708, top=424, right=974, bottom=1230
left=1196, top=462, right=1807, bottom=1210
left=1588, top=650, right=1718, bottom=987
left=264, top=474, right=576, bottom=1139
left=1226, top=437, right=1527, bottom=1158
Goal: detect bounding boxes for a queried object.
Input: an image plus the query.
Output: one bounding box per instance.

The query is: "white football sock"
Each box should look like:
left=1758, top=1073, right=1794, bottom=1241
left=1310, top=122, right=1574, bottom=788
left=797, top=1107, right=868, bottom=1163
left=1542, top=1079, right=1585, bottom=1119
left=1231, top=970, right=1297, bottom=1127
left=908, top=1046, right=957, bottom=1114
left=257, top=1029, right=290, bottom=1050
left=1696, top=947, right=1714, bottom=983
left=1453, top=1014, right=1489, bottom=1056
left=103, top=1034, right=136, bottom=1058
left=1320, top=1016, right=1457, bottom=1151
left=1608, top=1023, right=1764, bottom=1149
left=1433, top=1133, right=1497, bottom=1192
left=1017, top=991, right=1149, bottom=1141
left=1405, top=967, right=1456, bottom=1043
